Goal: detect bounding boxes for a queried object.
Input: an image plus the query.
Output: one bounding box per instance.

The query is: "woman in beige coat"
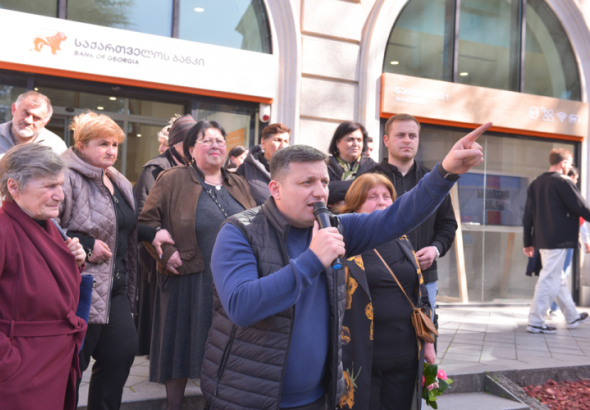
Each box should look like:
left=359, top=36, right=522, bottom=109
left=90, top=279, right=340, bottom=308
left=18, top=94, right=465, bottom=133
left=57, top=112, right=173, bottom=410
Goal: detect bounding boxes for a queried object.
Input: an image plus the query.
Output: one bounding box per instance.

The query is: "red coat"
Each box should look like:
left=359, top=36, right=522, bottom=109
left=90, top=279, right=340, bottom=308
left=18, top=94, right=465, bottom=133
left=0, top=200, right=87, bottom=410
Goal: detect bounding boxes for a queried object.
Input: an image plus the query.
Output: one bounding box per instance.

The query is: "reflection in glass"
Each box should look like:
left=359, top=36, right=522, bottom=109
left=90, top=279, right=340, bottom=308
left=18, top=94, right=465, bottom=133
left=45, top=117, right=67, bottom=142
left=383, top=0, right=454, bottom=81
left=79, top=92, right=125, bottom=114
left=179, top=0, right=271, bottom=53
left=416, top=124, right=575, bottom=302
left=0, top=0, right=57, bottom=17
left=193, top=102, right=257, bottom=149
left=125, top=123, right=162, bottom=185
left=67, top=0, right=172, bottom=37
left=457, top=0, right=519, bottom=91
left=128, top=99, right=183, bottom=120
left=524, top=0, right=580, bottom=101
left=0, top=75, right=27, bottom=124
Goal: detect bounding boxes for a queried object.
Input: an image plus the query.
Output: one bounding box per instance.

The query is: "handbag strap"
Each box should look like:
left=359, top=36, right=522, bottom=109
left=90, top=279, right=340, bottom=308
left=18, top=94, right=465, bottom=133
left=374, top=249, right=416, bottom=310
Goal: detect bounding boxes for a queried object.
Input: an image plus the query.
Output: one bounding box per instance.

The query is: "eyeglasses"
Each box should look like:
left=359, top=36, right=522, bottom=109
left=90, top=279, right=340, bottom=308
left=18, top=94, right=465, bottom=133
left=197, top=139, right=226, bottom=147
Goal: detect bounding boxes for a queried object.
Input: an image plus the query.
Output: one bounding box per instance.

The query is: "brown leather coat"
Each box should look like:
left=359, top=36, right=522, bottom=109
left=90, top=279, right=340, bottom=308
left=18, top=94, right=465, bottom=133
left=139, top=164, right=256, bottom=276
left=58, top=148, right=138, bottom=325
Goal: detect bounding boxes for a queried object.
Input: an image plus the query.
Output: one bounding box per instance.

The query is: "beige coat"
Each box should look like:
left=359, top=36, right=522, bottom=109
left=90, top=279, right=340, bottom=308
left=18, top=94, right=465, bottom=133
left=58, top=148, right=138, bottom=324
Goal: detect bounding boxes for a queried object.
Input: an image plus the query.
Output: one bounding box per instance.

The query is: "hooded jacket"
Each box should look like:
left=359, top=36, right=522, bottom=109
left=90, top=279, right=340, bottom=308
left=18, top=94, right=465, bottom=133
left=57, top=148, right=138, bottom=324
left=236, top=145, right=271, bottom=206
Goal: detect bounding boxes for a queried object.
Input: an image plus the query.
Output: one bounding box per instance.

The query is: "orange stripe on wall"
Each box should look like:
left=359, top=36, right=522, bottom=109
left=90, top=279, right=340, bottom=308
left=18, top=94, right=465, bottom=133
left=0, top=61, right=273, bottom=104
left=381, top=112, right=584, bottom=142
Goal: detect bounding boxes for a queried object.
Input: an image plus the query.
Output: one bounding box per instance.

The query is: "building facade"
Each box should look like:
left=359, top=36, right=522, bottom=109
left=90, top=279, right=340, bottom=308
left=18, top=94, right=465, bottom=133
left=2, top=0, right=590, bottom=304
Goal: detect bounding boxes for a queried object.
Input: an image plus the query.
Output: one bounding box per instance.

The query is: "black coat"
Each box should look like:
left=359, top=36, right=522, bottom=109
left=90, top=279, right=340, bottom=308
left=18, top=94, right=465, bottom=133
left=360, top=160, right=457, bottom=283
left=236, top=145, right=271, bottom=206
left=327, top=155, right=376, bottom=206
left=134, top=149, right=179, bottom=214
left=523, top=172, right=590, bottom=249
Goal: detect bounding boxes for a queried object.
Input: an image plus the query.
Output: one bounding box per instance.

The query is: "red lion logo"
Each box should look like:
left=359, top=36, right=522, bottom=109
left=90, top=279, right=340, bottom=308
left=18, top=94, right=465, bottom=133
left=31, top=32, right=67, bottom=55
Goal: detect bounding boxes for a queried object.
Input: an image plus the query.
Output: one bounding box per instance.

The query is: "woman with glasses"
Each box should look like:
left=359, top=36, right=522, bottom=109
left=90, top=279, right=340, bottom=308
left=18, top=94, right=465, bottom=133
left=139, top=120, right=256, bottom=410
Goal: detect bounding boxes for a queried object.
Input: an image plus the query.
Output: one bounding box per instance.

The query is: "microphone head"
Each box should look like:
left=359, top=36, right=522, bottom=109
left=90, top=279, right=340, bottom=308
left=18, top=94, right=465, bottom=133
left=313, top=201, right=328, bottom=216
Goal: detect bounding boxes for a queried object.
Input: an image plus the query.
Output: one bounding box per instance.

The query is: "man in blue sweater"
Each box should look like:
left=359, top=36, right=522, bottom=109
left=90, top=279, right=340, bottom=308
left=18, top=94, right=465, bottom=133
left=200, top=122, right=491, bottom=410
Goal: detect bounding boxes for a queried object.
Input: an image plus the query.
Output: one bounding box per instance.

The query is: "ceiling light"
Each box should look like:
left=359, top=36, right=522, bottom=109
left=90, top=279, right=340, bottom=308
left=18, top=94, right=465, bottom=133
left=34, top=87, right=39, bottom=91
left=97, top=106, right=104, bottom=110
left=390, top=61, right=399, bottom=65
left=459, top=72, right=469, bottom=76
left=137, top=134, right=141, bottom=137
left=194, top=7, right=204, bottom=12
left=109, top=97, right=117, bottom=101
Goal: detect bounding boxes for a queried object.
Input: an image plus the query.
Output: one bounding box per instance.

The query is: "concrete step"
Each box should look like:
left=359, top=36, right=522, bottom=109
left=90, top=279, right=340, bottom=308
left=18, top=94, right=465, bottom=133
left=435, top=392, right=530, bottom=410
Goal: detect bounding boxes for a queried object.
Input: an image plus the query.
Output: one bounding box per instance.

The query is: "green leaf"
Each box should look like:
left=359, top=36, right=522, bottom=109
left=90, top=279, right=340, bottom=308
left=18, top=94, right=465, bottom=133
left=446, top=377, right=454, bottom=385
left=431, top=400, right=438, bottom=409
left=438, top=379, right=450, bottom=392
left=424, top=364, right=438, bottom=379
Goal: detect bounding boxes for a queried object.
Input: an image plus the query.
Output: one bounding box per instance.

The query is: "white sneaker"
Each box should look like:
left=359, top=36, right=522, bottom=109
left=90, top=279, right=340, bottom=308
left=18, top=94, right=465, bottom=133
left=527, top=324, right=557, bottom=334
left=567, top=312, right=590, bottom=329
left=546, top=310, right=558, bottom=320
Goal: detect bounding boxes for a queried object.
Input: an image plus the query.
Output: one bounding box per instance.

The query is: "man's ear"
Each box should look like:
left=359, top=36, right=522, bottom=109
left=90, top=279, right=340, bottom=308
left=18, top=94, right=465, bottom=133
left=11, top=103, right=16, bottom=117
left=383, top=134, right=390, bottom=148
left=269, top=179, right=281, bottom=200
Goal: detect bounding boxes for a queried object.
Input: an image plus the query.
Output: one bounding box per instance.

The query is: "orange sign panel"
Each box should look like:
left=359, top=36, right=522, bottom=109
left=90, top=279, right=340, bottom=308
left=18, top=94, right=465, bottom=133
left=381, top=73, right=588, bottom=139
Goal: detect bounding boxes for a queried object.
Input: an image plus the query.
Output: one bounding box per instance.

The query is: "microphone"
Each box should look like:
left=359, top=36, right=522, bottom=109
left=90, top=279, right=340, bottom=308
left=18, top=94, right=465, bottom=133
left=313, top=202, right=343, bottom=270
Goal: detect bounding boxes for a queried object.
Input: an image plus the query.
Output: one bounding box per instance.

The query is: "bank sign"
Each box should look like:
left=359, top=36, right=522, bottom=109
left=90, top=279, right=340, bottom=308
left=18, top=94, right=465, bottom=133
left=0, top=10, right=277, bottom=101
left=381, top=73, right=589, bottom=139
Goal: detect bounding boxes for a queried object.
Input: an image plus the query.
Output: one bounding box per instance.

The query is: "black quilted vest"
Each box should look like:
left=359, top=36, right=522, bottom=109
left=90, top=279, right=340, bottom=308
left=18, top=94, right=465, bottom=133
left=201, top=197, right=346, bottom=410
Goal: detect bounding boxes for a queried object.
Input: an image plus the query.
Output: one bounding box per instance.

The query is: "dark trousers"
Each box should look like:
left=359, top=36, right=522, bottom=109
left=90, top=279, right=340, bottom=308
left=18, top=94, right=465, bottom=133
left=77, top=276, right=138, bottom=410
left=369, top=353, right=418, bottom=410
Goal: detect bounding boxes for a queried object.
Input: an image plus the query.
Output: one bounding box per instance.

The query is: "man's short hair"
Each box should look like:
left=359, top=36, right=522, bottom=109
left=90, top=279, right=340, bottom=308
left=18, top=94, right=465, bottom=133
left=261, top=123, right=291, bottom=141
left=270, top=145, right=327, bottom=181
left=366, top=136, right=373, bottom=143
left=549, top=148, right=573, bottom=165
left=15, top=91, right=53, bottom=118
left=384, top=113, right=421, bottom=135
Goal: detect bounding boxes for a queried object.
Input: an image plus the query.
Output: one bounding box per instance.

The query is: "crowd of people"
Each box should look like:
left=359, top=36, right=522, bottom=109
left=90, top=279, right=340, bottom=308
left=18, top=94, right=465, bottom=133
left=1, top=88, right=587, bottom=410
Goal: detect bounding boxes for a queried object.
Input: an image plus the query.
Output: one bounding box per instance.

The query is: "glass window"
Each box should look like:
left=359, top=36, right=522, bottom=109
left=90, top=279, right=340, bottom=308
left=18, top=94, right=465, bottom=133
left=524, top=0, right=580, bottom=101
left=128, top=99, right=184, bottom=120
left=35, top=86, right=126, bottom=113
left=179, top=0, right=271, bottom=54
left=125, top=123, right=164, bottom=185
left=383, top=0, right=454, bottom=81
left=0, top=0, right=57, bottom=17
left=0, top=74, right=27, bottom=124
left=416, top=124, right=576, bottom=302
left=67, top=0, right=172, bottom=37
left=457, top=0, right=520, bottom=91
left=193, top=102, right=258, bottom=149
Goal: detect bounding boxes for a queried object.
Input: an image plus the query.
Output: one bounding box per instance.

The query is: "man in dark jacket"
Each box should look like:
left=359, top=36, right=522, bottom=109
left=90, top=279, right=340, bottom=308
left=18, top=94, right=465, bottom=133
left=523, top=148, right=590, bottom=334
left=200, top=121, right=491, bottom=410
left=362, top=113, right=457, bottom=316
left=237, top=123, right=290, bottom=205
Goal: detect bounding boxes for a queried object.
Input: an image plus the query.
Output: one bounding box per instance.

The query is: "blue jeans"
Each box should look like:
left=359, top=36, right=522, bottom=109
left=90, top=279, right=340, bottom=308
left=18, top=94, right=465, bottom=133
left=425, top=281, right=438, bottom=316
left=550, top=248, right=573, bottom=312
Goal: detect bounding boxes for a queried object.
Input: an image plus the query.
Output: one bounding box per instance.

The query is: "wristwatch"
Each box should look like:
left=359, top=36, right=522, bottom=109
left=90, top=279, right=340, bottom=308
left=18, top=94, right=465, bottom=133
left=437, top=162, right=460, bottom=181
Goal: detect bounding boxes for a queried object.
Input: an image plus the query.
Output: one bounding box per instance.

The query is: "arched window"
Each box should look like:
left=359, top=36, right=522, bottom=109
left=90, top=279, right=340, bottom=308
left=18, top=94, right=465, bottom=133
left=63, top=0, right=271, bottom=54
left=383, top=0, right=580, bottom=101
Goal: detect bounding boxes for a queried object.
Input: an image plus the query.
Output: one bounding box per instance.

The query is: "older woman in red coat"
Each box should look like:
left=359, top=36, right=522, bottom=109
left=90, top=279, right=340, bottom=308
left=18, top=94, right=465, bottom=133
left=0, top=144, right=87, bottom=410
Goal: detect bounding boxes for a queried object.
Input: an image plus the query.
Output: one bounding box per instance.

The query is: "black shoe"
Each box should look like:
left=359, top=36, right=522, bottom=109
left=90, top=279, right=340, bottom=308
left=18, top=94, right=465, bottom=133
left=567, top=312, right=590, bottom=329
left=527, top=324, right=557, bottom=334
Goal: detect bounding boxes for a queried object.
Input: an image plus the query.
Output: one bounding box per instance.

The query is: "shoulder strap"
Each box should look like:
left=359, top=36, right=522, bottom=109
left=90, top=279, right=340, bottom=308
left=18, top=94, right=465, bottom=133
left=374, top=249, right=416, bottom=310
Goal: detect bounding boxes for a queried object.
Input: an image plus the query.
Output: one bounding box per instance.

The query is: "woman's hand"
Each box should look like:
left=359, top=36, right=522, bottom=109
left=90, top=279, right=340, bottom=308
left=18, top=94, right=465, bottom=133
left=152, top=229, right=175, bottom=258
left=425, top=342, right=437, bottom=365
left=65, top=237, right=86, bottom=268
left=166, top=251, right=182, bottom=275
left=88, top=239, right=112, bottom=264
